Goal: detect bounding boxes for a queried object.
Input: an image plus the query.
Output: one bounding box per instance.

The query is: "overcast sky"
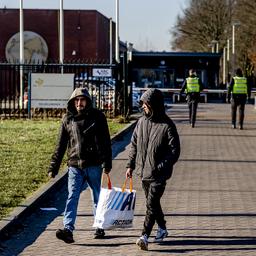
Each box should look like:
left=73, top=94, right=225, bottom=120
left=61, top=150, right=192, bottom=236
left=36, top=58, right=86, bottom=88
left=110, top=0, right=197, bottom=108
left=0, top=0, right=188, bottom=51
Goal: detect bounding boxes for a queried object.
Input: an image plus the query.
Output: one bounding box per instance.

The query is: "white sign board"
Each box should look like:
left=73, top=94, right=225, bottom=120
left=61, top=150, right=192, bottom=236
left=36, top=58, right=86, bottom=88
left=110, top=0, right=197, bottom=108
left=31, top=73, right=74, bottom=108
left=93, top=68, right=112, bottom=77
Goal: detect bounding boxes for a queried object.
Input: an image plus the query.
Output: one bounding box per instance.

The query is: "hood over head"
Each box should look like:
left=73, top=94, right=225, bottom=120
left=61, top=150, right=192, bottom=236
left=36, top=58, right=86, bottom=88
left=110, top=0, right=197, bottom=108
left=67, top=87, right=92, bottom=114
left=140, top=88, right=165, bottom=119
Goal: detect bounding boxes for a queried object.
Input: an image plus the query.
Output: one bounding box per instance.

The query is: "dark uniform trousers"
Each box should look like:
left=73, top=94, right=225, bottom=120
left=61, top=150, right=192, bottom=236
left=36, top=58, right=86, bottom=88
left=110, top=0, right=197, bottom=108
left=187, top=93, right=200, bottom=126
left=231, top=96, right=246, bottom=127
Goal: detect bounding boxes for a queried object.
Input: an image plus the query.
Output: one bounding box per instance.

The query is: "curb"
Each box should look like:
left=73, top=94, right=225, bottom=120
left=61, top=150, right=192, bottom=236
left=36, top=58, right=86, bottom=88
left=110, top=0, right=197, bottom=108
left=0, top=119, right=138, bottom=240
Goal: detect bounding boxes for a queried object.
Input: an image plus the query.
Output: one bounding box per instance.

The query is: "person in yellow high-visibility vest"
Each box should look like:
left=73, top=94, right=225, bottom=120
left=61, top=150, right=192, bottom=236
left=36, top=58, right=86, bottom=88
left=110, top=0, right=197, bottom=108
left=227, top=68, right=250, bottom=130
left=180, top=69, right=203, bottom=127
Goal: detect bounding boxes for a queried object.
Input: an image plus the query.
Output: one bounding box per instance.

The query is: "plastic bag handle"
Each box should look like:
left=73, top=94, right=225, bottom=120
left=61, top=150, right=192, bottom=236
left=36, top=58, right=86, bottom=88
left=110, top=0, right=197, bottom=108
left=101, top=173, right=112, bottom=189
left=121, top=177, right=133, bottom=193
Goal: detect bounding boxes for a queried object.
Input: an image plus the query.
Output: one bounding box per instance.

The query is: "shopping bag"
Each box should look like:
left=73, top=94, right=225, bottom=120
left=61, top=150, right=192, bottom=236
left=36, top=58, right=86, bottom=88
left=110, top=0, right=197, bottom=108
left=93, top=174, right=136, bottom=230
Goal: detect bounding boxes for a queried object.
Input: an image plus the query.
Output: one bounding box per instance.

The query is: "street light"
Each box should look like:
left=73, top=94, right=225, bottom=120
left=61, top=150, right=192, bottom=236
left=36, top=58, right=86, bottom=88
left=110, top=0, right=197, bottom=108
left=225, top=38, right=232, bottom=82
left=19, top=0, right=24, bottom=108
left=211, top=40, right=219, bottom=53
left=126, top=42, right=133, bottom=116
left=115, top=0, right=120, bottom=63
left=226, top=38, right=230, bottom=62
left=127, top=42, right=133, bottom=62
left=59, top=0, right=64, bottom=73
left=232, top=21, right=240, bottom=74
left=109, top=17, right=113, bottom=65
left=223, top=46, right=226, bottom=84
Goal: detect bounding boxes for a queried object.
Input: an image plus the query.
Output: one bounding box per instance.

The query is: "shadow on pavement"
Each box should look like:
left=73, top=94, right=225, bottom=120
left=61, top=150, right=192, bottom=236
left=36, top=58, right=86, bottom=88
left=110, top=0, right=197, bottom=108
left=0, top=186, right=68, bottom=255
left=150, top=237, right=256, bottom=253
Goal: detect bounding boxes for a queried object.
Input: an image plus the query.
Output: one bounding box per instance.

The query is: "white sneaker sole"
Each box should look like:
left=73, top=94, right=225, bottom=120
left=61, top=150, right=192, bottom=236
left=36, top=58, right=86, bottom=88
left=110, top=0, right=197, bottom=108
left=136, top=238, right=148, bottom=250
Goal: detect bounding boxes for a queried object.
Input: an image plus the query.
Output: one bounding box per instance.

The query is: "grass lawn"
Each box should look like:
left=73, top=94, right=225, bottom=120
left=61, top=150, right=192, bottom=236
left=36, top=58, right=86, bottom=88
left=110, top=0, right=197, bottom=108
left=0, top=118, right=127, bottom=219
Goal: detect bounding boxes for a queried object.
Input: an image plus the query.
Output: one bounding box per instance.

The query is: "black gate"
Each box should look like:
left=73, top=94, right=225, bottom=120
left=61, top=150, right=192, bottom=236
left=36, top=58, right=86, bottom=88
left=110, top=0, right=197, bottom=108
left=0, top=61, right=130, bottom=118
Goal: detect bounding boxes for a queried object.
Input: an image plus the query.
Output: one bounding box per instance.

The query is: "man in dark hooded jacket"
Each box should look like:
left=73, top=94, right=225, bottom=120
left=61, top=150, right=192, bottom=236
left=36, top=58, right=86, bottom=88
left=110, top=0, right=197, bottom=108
left=48, top=87, right=112, bottom=243
left=126, top=88, right=180, bottom=251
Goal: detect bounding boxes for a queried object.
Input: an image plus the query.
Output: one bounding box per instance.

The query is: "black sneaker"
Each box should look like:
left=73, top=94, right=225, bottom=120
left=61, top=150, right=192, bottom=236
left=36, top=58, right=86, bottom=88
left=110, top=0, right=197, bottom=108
left=56, top=228, right=74, bottom=243
left=94, top=228, right=105, bottom=239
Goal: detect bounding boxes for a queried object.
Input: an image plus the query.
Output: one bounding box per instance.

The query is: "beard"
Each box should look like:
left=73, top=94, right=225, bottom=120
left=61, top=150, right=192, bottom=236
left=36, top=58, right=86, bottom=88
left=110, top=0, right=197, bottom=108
left=144, top=109, right=153, bottom=118
left=76, top=106, right=86, bottom=115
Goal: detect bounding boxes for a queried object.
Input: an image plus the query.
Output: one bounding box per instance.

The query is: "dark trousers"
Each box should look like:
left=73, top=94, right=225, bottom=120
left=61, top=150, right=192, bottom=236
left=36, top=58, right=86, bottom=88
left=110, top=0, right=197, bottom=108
left=231, top=98, right=246, bottom=127
left=188, top=100, right=199, bottom=125
left=141, top=180, right=166, bottom=237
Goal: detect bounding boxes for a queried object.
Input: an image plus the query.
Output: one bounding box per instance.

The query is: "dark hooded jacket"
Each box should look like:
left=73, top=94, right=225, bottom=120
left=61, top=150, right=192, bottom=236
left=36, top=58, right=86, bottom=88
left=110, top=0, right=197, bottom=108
left=126, top=89, right=180, bottom=181
left=48, top=87, right=112, bottom=176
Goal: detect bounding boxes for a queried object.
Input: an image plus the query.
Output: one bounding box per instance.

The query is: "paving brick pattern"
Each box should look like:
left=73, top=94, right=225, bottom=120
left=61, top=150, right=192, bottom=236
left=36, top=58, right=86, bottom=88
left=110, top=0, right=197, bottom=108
left=1, top=103, right=256, bottom=256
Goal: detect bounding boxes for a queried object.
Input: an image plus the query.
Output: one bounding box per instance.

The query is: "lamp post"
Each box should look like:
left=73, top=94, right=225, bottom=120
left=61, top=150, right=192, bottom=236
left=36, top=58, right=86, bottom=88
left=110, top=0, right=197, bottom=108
left=127, top=42, right=133, bottom=114
left=19, top=0, right=24, bottom=108
left=59, top=0, right=64, bottom=73
left=109, top=17, right=113, bottom=65
left=227, top=38, right=230, bottom=62
left=211, top=44, right=215, bottom=53
left=223, top=46, right=226, bottom=85
left=115, top=0, right=120, bottom=63
left=226, top=38, right=231, bottom=83
left=127, top=42, right=133, bottom=62
left=211, top=40, right=219, bottom=53
left=232, top=21, right=240, bottom=75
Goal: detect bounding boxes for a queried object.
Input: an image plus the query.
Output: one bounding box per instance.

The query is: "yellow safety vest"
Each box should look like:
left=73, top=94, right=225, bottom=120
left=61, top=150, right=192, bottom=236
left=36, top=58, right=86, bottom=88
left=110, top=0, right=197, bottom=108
left=233, top=76, right=247, bottom=94
left=186, top=77, right=200, bottom=93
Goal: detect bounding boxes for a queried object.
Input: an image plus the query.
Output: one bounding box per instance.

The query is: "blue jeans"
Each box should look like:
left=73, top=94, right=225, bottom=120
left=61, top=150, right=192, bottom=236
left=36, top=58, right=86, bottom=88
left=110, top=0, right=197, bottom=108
left=63, top=166, right=102, bottom=232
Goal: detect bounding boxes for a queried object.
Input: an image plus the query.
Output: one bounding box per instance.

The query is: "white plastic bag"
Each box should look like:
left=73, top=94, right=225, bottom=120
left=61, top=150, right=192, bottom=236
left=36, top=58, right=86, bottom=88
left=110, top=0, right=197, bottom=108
left=93, top=175, right=136, bottom=230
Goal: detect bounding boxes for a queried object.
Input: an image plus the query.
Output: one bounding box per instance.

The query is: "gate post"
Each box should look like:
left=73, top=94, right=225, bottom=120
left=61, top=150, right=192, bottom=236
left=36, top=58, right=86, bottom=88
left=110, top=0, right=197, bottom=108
left=122, top=51, right=129, bottom=118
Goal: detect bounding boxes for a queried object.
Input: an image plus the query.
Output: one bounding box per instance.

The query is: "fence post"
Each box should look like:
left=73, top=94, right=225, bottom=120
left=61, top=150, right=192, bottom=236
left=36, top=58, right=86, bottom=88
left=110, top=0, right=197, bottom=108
left=28, top=72, right=31, bottom=119
left=122, top=51, right=128, bottom=118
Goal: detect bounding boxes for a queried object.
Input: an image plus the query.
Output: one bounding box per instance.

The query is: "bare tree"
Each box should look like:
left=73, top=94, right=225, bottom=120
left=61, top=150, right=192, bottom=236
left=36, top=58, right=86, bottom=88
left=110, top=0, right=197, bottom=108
left=233, top=0, right=256, bottom=75
left=170, top=0, right=234, bottom=52
left=171, top=0, right=256, bottom=77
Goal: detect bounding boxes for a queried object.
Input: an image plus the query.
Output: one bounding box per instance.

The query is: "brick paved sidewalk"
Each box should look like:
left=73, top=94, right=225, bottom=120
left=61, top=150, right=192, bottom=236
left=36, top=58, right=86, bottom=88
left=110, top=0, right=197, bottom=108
left=1, top=103, right=256, bottom=256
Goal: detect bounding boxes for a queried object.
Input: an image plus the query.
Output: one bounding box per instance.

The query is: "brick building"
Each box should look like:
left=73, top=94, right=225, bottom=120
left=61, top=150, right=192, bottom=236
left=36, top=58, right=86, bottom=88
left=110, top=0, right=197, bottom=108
left=0, top=8, right=117, bottom=63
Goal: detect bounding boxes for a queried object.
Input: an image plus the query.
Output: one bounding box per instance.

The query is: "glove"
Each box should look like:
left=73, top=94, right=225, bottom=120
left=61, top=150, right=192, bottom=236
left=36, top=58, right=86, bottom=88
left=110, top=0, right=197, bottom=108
left=103, top=168, right=111, bottom=174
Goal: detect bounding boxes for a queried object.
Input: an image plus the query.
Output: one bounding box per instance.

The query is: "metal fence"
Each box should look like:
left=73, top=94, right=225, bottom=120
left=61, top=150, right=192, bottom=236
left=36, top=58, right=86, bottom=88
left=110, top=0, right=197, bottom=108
left=0, top=61, right=127, bottom=118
